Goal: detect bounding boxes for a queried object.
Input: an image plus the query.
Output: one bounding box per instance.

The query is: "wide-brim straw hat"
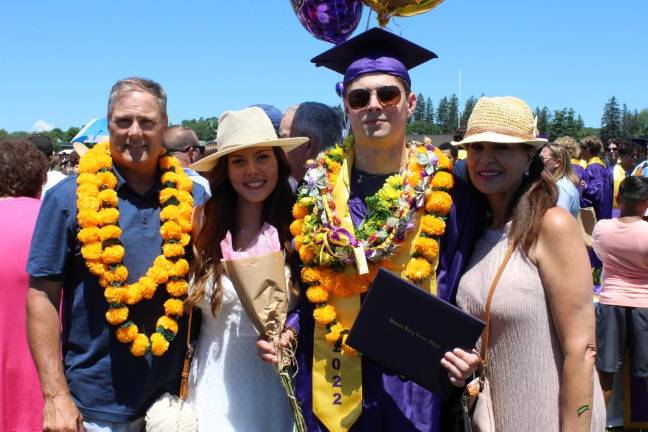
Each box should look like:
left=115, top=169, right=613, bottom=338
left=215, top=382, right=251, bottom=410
left=454, top=96, right=547, bottom=148
left=190, top=106, right=308, bottom=172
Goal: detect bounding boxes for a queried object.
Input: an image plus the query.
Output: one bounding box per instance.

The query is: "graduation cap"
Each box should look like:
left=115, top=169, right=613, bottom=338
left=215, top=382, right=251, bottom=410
left=311, top=27, right=437, bottom=88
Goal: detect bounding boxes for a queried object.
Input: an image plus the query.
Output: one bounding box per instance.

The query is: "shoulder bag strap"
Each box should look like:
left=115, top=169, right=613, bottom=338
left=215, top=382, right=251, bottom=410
left=179, top=308, right=194, bottom=401
left=480, top=241, right=516, bottom=369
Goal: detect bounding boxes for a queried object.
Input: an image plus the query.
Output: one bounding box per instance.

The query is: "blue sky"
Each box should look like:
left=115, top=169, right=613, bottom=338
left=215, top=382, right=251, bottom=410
left=1, top=0, right=646, bottom=132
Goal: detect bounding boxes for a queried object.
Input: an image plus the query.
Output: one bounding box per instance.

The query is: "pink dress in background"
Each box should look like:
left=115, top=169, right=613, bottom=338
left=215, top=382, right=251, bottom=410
left=0, top=197, right=44, bottom=431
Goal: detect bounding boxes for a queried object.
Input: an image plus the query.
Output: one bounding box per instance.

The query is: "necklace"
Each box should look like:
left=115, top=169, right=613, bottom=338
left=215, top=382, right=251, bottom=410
left=76, top=142, right=194, bottom=357
left=291, top=136, right=454, bottom=354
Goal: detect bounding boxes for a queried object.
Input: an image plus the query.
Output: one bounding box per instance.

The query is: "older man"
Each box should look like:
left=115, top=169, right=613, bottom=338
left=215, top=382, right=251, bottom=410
left=26, top=77, right=208, bottom=431
left=164, top=126, right=211, bottom=194
left=285, top=101, right=343, bottom=187
left=269, top=28, right=484, bottom=432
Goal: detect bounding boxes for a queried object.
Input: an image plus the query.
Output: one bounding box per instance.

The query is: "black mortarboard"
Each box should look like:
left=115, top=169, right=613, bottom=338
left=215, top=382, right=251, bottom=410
left=310, top=27, right=437, bottom=87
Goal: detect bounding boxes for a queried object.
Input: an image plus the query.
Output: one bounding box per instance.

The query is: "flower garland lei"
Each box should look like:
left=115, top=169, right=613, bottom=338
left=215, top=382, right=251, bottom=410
left=291, top=136, right=454, bottom=355
left=76, top=142, right=194, bottom=357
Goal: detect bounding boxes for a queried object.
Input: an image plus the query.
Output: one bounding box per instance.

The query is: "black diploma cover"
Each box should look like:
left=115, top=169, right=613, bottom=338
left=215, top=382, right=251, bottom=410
left=347, top=268, right=485, bottom=397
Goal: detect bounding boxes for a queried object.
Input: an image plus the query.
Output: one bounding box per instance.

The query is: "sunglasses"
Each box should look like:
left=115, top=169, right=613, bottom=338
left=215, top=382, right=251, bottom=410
left=346, top=85, right=405, bottom=110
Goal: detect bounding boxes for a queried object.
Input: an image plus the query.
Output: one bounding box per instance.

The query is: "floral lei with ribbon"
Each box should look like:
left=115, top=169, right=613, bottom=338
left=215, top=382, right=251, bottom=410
left=291, top=136, right=454, bottom=355
left=76, top=142, right=194, bottom=357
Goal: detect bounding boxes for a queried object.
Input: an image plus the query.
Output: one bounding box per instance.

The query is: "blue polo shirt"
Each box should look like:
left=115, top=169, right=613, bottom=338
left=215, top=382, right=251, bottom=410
left=27, top=167, right=207, bottom=422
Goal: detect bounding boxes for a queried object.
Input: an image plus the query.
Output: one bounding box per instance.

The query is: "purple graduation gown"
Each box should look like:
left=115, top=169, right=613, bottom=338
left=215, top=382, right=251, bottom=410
left=571, top=163, right=586, bottom=198
left=580, top=162, right=613, bottom=221
left=287, top=166, right=485, bottom=432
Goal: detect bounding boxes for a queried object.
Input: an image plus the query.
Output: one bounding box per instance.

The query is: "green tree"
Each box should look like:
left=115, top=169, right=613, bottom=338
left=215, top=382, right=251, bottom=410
left=436, top=97, right=449, bottom=133
left=413, top=93, right=426, bottom=122
left=424, top=97, right=434, bottom=125
left=600, top=96, right=622, bottom=143
left=65, top=126, right=81, bottom=142
left=535, top=106, right=552, bottom=136
left=621, top=105, right=640, bottom=137
left=460, top=96, right=477, bottom=127
left=447, top=94, right=459, bottom=133
left=0, top=129, right=7, bottom=138
left=549, top=109, right=566, bottom=141
left=180, top=117, right=218, bottom=141
left=9, top=131, right=29, bottom=138
left=637, top=109, right=648, bottom=136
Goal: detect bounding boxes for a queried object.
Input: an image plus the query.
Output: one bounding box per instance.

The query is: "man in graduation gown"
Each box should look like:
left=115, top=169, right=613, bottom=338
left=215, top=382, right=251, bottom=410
left=277, top=29, right=485, bottom=432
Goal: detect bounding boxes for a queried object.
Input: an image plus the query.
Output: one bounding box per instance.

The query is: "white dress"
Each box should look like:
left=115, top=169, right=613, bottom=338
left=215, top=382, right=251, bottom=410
left=186, top=273, right=294, bottom=432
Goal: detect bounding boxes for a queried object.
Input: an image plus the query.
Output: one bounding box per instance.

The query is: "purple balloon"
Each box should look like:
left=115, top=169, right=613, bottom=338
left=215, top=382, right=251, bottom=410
left=291, top=0, right=363, bottom=45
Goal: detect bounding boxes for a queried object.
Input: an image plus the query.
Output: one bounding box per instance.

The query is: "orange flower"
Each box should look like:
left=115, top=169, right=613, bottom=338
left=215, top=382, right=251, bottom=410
left=104, top=287, right=128, bottom=304
left=150, top=332, right=169, bottom=356
left=141, top=276, right=158, bottom=299
left=313, top=305, right=336, bottom=326
left=425, top=191, right=452, bottom=216
left=404, top=257, right=433, bottom=282
left=147, top=265, right=169, bottom=285
left=431, top=171, right=454, bottom=190
left=420, top=215, right=446, bottom=237
left=292, top=203, right=309, bottom=220
left=435, top=150, right=453, bottom=171
left=159, top=155, right=180, bottom=170
left=298, top=245, right=316, bottom=264
left=98, top=208, right=120, bottom=225
left=99, top=225, right=122, bottom=241
left=166, top=279, right=189, bottom=297
left=77, top=173, right=99, bottom=186
left=98, top=189, right=118, bottom=207
left=161, top=171, right=180, bottom=186
left=164, top=298, right=185, bottom=316
left=290, top=219, right=304, bottom=236
left=96, top=172, right=118, bottom=190
left=412, top=237, right=440, bottom=261
left=78, top=227, right=101, bottom=243
left=325, top=322, right=344, bottom=344
left=306, top=285, right=328, bottom=304
left=77, top=183, right=99, bottom=197
left=180, top=233, right=191, bottom=247
left=301, top=266, right=321, bottom=284
left=160, top=221, right=182, bottom=240
left=294, top=235, right=304, bottom=251
left=130, top=334, right=150, bottom=356
left=77, top=196, right=100, bottom=212
left=162, top=243, right=185, bottom=258
left=77, top=210, right=101, bottom=228
left=160, top=205, right=180, bottom=221
left=81, top=242, right=102, bottom=261
left=102, top=265, right=128, bottom=284
left=125, top=283, right=145, bottom=305
left=85, top=260, right=108, bottom=276
left=157, top=316, right=179, bottom=335
left=105, top=306, right=129, bottom=325
left=116, top=323, right=138, bottom=343
left=178, top=176, right=193, bottom=192
left=169, top=259, right=189, bottom=278
left=102, top=245, right=125, bottom=265
left=160, top=188, right=179, bottom=204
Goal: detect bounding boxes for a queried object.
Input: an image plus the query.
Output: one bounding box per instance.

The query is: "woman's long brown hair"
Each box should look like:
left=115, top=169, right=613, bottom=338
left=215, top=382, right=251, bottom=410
left=186, top=147, right=295, bottom=317
left=507, top=145, right=558, bottom=257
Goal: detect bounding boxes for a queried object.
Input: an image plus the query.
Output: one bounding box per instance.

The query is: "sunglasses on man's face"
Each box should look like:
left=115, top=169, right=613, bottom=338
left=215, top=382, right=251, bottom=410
left=346, top=85, right=405, bottom=110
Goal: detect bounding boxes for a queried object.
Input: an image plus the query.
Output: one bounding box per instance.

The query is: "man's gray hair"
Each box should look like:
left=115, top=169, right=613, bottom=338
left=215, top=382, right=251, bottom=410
left=107, top=77, right=167, bottom=118
left=164, top=127, right=199, bottom=152
left=291, top=102, right=342, bottom=152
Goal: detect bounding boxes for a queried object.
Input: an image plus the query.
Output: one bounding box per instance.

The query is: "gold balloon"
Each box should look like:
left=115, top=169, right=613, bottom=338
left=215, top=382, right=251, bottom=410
left=363, top=0, right=445, bottom=26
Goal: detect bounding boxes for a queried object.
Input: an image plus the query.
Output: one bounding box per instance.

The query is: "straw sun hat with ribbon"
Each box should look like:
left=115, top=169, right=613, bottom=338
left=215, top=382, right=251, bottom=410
left=189, top=106, right=308, bottom=172
left=455, top=96, right=547, bottom=148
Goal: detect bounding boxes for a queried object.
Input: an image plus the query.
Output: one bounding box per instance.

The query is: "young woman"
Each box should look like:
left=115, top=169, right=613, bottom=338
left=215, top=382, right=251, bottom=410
left=455, top=97, right=605, bottom=431
left=540, top=142, right=580, bottom=217
left=185, top=107, right=307, bottom=431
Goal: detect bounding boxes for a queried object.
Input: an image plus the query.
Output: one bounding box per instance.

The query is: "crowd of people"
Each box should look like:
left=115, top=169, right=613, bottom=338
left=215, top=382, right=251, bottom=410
left=1, top=27, right=647, bottom=432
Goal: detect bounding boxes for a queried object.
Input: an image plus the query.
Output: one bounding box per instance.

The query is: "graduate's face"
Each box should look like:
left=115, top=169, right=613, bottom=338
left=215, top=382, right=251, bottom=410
left=344, top=73, right=416, bottom=144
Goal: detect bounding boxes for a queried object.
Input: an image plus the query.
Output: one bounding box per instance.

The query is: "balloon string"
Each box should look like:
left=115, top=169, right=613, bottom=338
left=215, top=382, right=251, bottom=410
left=365, top=7, right=372, bottom=30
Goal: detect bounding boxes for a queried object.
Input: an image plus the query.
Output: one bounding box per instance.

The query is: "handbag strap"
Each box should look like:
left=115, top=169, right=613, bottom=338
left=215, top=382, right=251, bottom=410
left=179, top=308, right=194, bottom=401
left=480, top=241, right=516, bottom=368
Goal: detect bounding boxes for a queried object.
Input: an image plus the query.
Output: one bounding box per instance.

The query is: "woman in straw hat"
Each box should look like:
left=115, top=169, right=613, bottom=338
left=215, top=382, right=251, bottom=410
left=184, top=106, right=308, bottom=431
left=454, top=97, right=605, bottom=431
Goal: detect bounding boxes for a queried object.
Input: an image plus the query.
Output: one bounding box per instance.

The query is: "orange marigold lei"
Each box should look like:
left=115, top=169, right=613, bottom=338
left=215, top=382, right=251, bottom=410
left=76, top=142, right=193, bottom=357
left=292, top=137, right=454, bottom=354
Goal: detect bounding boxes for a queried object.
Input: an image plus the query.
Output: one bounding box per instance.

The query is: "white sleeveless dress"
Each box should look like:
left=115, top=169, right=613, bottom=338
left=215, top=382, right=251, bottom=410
left=186, top=273, right=294, bottom=432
